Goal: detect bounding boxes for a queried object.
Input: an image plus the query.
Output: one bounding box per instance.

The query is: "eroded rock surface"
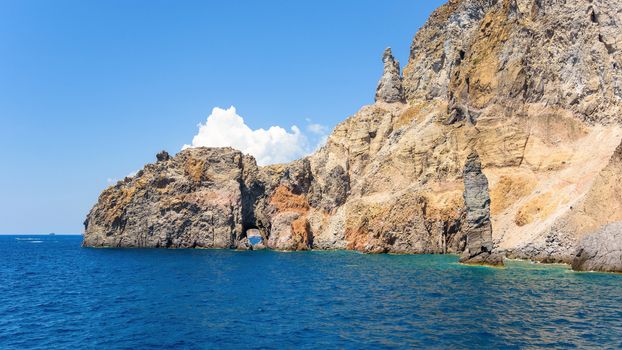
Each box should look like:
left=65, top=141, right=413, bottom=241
left=459, top=152, right=503, bottom=266
left=572, top=222, right=622, bottom=272
left=375, top=48, right=405, bottom=103
left=83, top=148, right=261, bottom=248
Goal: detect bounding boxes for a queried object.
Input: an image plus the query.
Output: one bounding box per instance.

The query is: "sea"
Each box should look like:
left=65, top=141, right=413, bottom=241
left=1, top=235, right=621, bottom=349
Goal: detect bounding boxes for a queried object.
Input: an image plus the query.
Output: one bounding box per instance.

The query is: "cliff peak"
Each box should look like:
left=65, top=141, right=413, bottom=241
left=375, top=47, right=405, bottom=103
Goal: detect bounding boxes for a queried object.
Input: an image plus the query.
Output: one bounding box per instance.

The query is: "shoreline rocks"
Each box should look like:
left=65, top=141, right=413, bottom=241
left=572, top=222, right=622, bottom=273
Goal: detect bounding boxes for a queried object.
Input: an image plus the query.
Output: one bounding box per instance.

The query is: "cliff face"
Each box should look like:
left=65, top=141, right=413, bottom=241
left=84, top=0, right=622, bottom=269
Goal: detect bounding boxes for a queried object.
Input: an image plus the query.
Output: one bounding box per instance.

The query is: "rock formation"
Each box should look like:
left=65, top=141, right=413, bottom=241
left=83, top=148, right=261, bottom=248
left=572, top=222, right=622, bottom=273
left=459, top=152, right=503, bottom=266
left=84, top=0, right=622, bottom=271
left=375, top=48, right=405, bottom=103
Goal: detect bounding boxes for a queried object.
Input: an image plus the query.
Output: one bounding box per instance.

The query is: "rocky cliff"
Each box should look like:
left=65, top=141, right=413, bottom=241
left=84, top=0, right=622, bottom=271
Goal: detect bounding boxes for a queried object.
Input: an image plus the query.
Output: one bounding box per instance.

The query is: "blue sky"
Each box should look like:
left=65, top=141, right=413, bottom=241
left=0, top=0, right=445, bottom=234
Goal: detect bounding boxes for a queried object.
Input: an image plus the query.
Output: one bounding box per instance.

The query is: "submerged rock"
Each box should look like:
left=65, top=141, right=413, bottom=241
left=572, top=223, right=622, bottom=273
left=459, top=152, right=503, bottom=266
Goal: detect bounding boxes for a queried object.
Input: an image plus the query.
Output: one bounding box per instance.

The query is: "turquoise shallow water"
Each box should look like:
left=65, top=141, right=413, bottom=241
left=1, top=235, right=621, bottom=349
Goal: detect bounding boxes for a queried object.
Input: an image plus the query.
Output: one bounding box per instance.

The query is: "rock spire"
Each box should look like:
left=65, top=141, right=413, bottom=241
left=459, top=152, right=503, bottom=266
left=375, top=48, right=404, bottom=103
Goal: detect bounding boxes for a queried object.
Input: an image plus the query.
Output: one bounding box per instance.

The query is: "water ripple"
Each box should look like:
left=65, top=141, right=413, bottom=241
left=0, top=236, right=620, bottom=349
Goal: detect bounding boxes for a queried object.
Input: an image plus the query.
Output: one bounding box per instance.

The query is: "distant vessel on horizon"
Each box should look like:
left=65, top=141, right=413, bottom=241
left=49, top=233, right=56, bottom=236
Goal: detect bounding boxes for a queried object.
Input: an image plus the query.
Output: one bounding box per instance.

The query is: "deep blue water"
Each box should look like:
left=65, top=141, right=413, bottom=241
left=1, top=235, right=621, bottom=349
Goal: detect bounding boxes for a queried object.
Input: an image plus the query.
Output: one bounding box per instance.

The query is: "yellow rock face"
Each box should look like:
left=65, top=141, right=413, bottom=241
left=301, top=0, right=622, bottom=260
left=490, top=173, right=536, bottom=216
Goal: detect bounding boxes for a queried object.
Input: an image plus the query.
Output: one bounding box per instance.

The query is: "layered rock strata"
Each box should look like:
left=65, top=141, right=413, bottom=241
left=84, top=0, right=622, bottom=271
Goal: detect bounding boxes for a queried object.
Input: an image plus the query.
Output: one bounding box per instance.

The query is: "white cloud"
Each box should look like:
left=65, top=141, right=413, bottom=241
left=184, top=106, right=327, bottom=166
left=305, top=118, right=330, bottom=151
left=307, top=123, right=328, bottom=135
